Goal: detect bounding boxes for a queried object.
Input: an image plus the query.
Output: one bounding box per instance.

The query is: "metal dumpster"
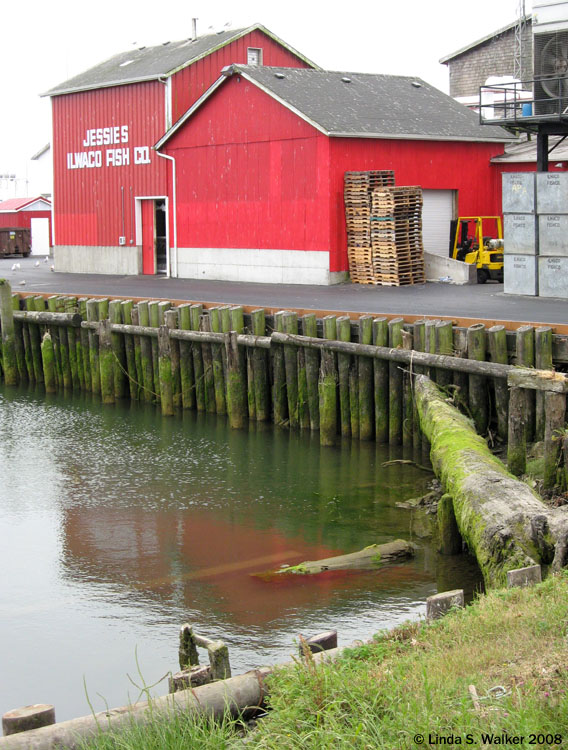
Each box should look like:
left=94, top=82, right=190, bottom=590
left=0, top=228, right=31, bottom=257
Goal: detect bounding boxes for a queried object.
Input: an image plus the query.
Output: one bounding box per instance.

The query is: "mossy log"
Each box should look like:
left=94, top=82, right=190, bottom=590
left=264, top=540, right=415, bottom=577
left=414, top=374, right=568, bottom=587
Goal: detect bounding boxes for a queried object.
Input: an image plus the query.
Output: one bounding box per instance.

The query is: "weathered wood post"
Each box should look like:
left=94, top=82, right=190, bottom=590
left=319, top=315, right=337, bottom=446
left=283, top=311, right=299, bottom=429
left=435, top=321, right=453, bottom=388
left=337, top=316, right=352, bottom=438
left=544, top=390, right=566, bottom=489
left=165, top=309, right=182, bottom=410
left=424, top=319, right=438, bottom=381
left=40, top=333, right=56, bottom=393
left=78, top=298, right=91, bottom=392
left=207, top=641, right=232, bottom=681
left=437, top=493, right=462, bottom=555
left=98, top=318, right=115, bottom=404
left=179, top=624, right=199, bottom=669
left=373, top=317, right=389, bottom=443
left=121, top=300, right=138, bottom=400
left=401, top=325, right=413, bottom=447
left=208, top=306, right=226, bottom=414
left=230, top=306, right=248, bottom=417
left=358, top=315, right=374, bottom=441
left=516, top=325, right=535, bottom=442
left=302, top=313, right=320, bottom=431
left=64, top=296, right=81, bottom=390
left=137, top=300, right=154, bottom=402
left=251, top=308, right=269, bottom=421
left=273, top=311, right=288, bottom=426
left=467, top=323, right=488, bottom=434
left=2, top=704, right=55, bottom=736
left=297, top=325, right=310, bottom=431
left=86, top=299, right=101, bottom=395
left=47, top=296, right=63, bottom=387
left=0, top=280, right=18, bottom=385
left=109, top=299, right=127, bottom=399
left=452, top=326, right=469, bottom=414
left=199, top=313, right=216, bottom=414
left=149, top=301, right=161, bottom=401
left=488, top=325, right=509, bottom=441
left=190, top=304, right=206, bottom=411
left=11, top=293, right=27, bottom=383
left=158, top=325, right=174, bottom=416
left=535, top=326, right=553, bottom=442
left=178, top=303, right=195, bottom=410
left=225, top=330, right=247, bottom=428
left=26, top=296, right=44, bottom=383
left=388, top=318, right=404, bottom=445
left=507, top=386, right=526, bottom=476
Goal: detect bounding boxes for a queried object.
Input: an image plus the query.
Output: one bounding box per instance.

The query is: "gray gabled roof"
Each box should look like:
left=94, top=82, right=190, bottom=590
left=440, top=16, right=532, bottom=64
left=42, top=24, right=319, bottom=97
left=156, top=65, right=513, bottom=148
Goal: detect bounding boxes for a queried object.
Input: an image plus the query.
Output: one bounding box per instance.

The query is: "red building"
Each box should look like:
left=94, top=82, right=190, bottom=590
left=44, top=25, right=317, bottom=275
left=155, top=66, right=512, bottom=284
left=0, top=197, right=52, bottom=253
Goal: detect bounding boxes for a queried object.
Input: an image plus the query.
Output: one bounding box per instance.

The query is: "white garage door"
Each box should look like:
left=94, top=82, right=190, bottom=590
left=422, top=190, right=456, bottom=257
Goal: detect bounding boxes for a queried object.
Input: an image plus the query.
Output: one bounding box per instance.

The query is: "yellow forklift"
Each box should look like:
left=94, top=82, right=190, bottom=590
left=450, top=216, right=504, bottom=284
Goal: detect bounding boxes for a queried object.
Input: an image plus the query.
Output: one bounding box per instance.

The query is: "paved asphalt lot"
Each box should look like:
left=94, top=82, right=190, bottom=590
left=1, top=256, right=567, bottom=326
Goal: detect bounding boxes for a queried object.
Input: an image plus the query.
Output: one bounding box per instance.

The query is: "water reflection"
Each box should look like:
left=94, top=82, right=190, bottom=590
left=0, top=384, right=483, bottom=721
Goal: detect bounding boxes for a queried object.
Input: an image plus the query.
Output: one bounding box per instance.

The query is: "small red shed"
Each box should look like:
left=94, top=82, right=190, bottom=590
left=44, top=25, right=317, bottom=276
left=0, top=197, right=52, bottom=254
left=156, top=66, right=513, bottom=284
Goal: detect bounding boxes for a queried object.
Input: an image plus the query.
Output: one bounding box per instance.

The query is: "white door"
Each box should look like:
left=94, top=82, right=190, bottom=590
left=31, top=218, right=50, bottom=255
left=422, top=190, right=456, bottom=257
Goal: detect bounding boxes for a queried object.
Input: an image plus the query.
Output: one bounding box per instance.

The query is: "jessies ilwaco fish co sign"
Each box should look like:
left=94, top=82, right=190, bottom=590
left=66, top=125, right=152, bottom=170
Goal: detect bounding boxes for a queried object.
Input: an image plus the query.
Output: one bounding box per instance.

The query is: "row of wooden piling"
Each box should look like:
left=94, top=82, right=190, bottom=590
left=0, top=282, right=564, bottom=466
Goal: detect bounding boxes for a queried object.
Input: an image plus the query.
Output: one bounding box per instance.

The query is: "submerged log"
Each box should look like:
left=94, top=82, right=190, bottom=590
left=414, top=374, right=568, bottom=587
left=263, top=540, right=415, bottom=577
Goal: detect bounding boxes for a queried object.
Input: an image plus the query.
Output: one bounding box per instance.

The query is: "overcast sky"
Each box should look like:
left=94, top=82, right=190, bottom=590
left=1, top=0, right=524, bottom=184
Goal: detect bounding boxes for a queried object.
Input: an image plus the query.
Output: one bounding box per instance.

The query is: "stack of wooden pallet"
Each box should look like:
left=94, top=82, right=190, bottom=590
left=370, top=186, right=425, bottom=286
left=344, top=171, right=394, bottom=284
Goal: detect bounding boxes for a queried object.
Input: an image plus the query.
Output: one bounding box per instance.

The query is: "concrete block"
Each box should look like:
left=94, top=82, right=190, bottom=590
left=504, top=254, right=537, bottom=296
left=502, top=173, right=535, bottom=214
left=503, top=214, right=536, bottom=254
left=537, top=172, right=568, bottom=214
left=424, top=252, right=476, bottom=284
left=299, top=630, right=338, bottom=657
left=506, top=564, right=542, bottom=588
left=426, top=589, right=464, bottom=620
left=538, top=214, right=568, bottom=256
left=539, top=256, right=568, bottom=298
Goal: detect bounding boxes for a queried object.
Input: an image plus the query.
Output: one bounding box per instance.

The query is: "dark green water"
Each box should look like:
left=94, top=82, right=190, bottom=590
left=0, top=383, right=482, bottom=721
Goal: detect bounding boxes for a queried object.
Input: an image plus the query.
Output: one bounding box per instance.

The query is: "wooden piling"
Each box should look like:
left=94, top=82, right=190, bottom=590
left=11, top=293, right=26, bottom=383
left=207, top=641, right=232, bottom=681
left=0, top=280, right=17, bottom=385
left=273, top=311, right=288, bottom=426
left=225, top=330, right=247, bottom=429
left=148, top=301, right=161, bottom=401
left=41, top=332, right=57, bottom=393
left=109, top=299, right=127, bottom=399
left=158, top=325, right=174, bottom=416
left=373, top=318, right=389, bottom=444
left=121, top=300, right=138, bottom=400
left=78, top=298, right=91, bottom=392
left=26, top=296, right=44, bottom=383
left=412, top=319, right=426, bottom=452
left=165, top=309, right=182, bottom=409
left=302, top=313, right=320, bottom=431
left=137, top=301, right=154, bottom=402
left=178, top=303, right=195, bottom=410
left=199, top=313, right=218, bottom=414
left=437, top=493, right=462, bottom=555
left=452, top=326, right=469, bottom=414
left=130, top=306, right=143, bottom=399
left=535, top=326, right=553, bottom=442
left=65, top=296, right=84, bottom=391
left=401, top=325, right=413, bottom=446
left=337, top=316, right=352, bottom=438
left=388, top=318, right=404, bottom=445
left=516, top=325, right=535, bottom=442
left=190, top=304, right=206, bottom=411
left=283, top=311, right=299, bottom=429
left=208, top=306, right=226, bottom=414
left=251, top=309, right=269, bottom=421
left=86, top=299, right=101, bottom=395
left=47, top=296, right=62, bottom=388
left=435, top=321, right=453, bottom=388
left=488, top=325, right=509, bottom=441
left=543, top=391, right=566, bottom=489
left=319, top=315, right=338, bottom=446
left=358, top=316, right=374, bottom=441
left=98, top=318, right=115, bottom=404
left=424, top=319, right=438, bottom=381
left=467, top=323, right=488, bottom=434
left=507, top=386, right=526, bottom=476
left=230, top=307, right=247, bottom=418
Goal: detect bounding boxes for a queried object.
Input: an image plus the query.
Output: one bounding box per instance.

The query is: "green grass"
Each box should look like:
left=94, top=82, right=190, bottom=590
left=81, top=573, right=568, bottom=750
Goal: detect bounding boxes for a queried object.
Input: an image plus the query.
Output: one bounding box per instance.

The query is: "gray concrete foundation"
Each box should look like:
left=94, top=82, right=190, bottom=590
left=54, top=245, right=142, bottom=275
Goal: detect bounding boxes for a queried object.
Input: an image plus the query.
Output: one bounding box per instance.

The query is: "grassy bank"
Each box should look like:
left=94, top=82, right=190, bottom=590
left=82, top=573, right=568, bottom=749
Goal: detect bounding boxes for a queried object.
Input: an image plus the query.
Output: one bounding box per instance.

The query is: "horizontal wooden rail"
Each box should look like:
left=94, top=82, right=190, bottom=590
left=14, top=311, right=82, bottom=327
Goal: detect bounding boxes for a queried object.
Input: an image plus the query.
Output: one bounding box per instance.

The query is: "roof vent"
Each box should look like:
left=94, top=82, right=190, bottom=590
left=120, top=59, right=134, bottom=67
left=341, top=77, right=352, bottom=83
left=275, top=72, right=285, bottom=79
left=411, top=81, right=422, bottom=88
